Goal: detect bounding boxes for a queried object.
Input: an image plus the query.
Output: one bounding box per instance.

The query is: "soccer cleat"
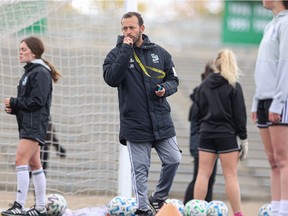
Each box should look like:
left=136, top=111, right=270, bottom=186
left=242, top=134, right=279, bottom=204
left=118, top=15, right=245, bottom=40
left=148, top=194, right=165, bottom=214
left=134, top=209, right=154, bottom=216
left=25, top=207, right=47, bottom=216
left=1, top=201, right=26, bottom=216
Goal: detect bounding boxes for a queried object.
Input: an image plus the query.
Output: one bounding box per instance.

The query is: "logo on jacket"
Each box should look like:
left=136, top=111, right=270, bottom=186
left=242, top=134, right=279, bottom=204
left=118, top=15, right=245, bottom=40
left=130, top=58, right=135, bottom=68
left=151, top=54, right=159, bottom=63
left=22, top=76, right=28, bottom=85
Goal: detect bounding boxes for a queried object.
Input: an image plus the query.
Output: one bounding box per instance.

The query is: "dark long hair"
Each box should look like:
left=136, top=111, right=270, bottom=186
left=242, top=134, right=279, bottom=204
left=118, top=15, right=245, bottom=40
left=21, top=36, right=61, bottom=83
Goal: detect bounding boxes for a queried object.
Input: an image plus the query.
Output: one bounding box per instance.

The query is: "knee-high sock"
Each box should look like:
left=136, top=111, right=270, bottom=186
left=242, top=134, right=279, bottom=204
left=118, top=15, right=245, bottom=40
left=278, top=200, right=288, bottom=216
left=271, top=200, right=280, bottom=216
left=16, top=165, right=30, bottom=207
left=32, top=168, right=46, bottom=209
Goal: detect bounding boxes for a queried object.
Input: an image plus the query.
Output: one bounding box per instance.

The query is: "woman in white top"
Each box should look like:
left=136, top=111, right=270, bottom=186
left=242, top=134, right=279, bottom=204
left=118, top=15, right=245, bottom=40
left=251, top=1, right=288, bottom=216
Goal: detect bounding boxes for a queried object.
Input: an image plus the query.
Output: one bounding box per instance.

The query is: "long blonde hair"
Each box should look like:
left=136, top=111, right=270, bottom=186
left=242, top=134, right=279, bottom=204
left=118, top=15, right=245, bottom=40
left=214, top=49, right=240, bottom=87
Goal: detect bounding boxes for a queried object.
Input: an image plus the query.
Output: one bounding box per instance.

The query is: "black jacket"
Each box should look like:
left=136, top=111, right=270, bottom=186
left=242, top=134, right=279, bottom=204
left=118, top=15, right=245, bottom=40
left=103, top=34, right=179, bottom=144
left=196, top=73, right=247, bottom=140
left=188, top=87, right=200, bottom=157
left=9, top=61, right=52, bottom=145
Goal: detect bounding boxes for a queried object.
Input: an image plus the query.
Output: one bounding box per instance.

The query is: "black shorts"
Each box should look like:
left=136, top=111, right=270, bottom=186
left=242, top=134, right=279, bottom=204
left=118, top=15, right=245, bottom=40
left=257, top=99, right=288, bottom=128
left=198, top=136, right=240, bottom=154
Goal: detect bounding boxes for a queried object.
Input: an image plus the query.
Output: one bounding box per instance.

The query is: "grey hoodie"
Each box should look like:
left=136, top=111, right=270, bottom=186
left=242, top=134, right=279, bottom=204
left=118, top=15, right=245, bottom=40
left=252, top=10, right=288, bottom=114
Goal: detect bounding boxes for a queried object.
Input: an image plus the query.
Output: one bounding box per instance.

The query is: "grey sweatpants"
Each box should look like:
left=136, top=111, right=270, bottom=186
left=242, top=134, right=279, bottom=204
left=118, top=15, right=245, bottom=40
left=127, top=136, right=182, bottom=211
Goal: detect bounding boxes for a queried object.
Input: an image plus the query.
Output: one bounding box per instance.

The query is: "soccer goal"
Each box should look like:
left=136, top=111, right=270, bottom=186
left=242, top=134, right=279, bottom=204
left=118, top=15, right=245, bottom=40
left=0, top=0, right=130, bottom=209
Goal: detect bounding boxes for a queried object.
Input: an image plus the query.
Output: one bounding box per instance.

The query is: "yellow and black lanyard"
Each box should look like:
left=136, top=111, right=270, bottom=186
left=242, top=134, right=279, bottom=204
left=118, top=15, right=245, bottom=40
left=133, top=51, right=166, bottom=79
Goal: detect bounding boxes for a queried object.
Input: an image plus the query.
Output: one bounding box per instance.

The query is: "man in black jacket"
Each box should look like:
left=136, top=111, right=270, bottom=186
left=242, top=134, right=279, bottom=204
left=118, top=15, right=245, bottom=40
left=103, top=12, right=182, bottom=216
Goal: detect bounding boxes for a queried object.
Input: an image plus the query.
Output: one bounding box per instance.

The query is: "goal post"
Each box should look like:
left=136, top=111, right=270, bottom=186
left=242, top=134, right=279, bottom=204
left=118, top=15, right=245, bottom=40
left=117, top=0, right=139, bottom=199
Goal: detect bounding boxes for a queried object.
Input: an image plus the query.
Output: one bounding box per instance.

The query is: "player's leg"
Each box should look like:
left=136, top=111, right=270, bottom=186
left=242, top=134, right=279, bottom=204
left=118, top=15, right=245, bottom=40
left=152, top=136, right=181, bottom=199
left=127, top=141, right=153, bottom=213
left=206, top=158, right=217, bottom=202
left=259, top=127, right=280, bottom=215
left=194, top=151, right=216, bottom=200
left=257, top=99, right=281, bottom=215
left=28, top=145, right=47, bottom=214
left=149, top=136, right=181, bottom=213
left=269, top=125, right=288, bottom=216
left=1, top=139, right=39, bottom=216
left=219, top=151, right=241, bottom=214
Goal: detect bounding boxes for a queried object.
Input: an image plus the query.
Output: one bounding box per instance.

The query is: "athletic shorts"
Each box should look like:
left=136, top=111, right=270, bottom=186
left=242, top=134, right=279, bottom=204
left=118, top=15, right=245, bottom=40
left=257, top=99, right=288, bottom=128
left=198, top=136, right=240, bottom=154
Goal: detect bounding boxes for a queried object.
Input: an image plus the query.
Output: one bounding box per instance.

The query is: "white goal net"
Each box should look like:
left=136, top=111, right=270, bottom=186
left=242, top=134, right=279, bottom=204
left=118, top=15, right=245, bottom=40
left=0, top=0, right=238, bottom=211
left=0, top=0, right=127, bottom=209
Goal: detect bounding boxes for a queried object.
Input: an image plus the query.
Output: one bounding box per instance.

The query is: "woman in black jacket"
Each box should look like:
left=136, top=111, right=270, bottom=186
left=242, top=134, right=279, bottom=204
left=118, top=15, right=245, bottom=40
left=183, top=61, right=217, bottom=204
left=193, top=49, right=248, bottom=216
left=2, top=36, right=61, bottom=216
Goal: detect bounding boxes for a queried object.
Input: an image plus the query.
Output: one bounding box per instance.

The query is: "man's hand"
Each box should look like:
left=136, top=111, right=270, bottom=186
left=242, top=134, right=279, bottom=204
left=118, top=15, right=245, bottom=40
left=239, top=139, right=248, bottom=161
left=155, top=85, right=165, bottom=97
left=123, top=36, right=133, bottom=46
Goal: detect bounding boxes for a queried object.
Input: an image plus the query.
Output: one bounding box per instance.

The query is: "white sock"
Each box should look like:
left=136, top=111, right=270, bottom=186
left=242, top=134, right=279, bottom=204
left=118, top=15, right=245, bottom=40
left=271, top=200, right=280, bottom=216
left=278, top=200, right=288, bottom=216
left=16, top=165, right=30, bottom=208
left=32, top=168, right=46, bottom=210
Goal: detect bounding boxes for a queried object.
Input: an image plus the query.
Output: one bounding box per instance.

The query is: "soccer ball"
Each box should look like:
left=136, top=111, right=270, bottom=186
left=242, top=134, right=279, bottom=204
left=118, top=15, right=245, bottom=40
left=184, top=199, right=208, bottom=216
left=165, top=199, right=185, bottom=215
left=258, top=203, right=271, bottom=216
left=107, top=196, right=134, bottom=216
left=126, top=197, right=138, bottom=215
left=45, top=193, right=67, bottom=216
left=206, top=200, right=228, bottom=216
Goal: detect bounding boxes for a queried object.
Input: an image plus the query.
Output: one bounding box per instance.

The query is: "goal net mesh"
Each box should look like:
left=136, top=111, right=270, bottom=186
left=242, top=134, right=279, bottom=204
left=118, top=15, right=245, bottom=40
left=0, top=0, right=127, bottom=208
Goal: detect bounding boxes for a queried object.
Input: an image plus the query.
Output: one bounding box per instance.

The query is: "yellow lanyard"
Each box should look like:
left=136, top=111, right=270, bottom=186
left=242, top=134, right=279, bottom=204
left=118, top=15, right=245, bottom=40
left=133, top=51, right=166, bottom=79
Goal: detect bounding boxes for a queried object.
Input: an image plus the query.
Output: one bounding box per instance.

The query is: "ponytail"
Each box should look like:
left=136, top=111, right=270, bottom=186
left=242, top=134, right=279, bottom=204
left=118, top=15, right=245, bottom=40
left=42, top=58, right=61, bottom=83
left=215, top=49, right=240, bottom=87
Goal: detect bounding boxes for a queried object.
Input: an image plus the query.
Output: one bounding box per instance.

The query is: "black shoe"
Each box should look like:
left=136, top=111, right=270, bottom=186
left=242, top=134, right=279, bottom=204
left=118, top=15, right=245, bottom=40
left=25, top=207, right=47, bottom=216
left=134, top=209, right=154, bottom=216
left=148, top=195, right=164, bottom=214
left=1, top=201, right=26, bottom=216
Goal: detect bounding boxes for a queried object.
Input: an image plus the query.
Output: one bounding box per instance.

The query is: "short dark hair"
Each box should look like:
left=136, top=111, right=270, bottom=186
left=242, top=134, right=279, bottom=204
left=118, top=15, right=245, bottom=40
left=122, top=12, right=144, bottom=26
left=283, top=0, right=288, bottom=9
